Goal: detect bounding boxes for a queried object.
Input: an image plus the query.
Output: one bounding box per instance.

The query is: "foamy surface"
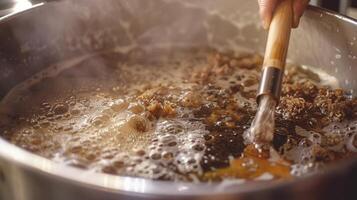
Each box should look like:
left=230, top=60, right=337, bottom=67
left=0, top=47, right=356, bottom=182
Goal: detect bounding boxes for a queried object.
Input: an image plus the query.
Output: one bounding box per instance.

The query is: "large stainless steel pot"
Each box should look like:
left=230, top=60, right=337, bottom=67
left=0, top=0, right=356, bottom=199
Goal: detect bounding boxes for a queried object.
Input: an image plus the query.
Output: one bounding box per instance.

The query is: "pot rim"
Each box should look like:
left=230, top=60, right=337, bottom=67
left=0, top=2, right=356, bottom=197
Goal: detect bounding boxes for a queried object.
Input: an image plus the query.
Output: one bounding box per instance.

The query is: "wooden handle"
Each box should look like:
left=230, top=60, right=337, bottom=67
left=263, top=0, right=293, bottom=69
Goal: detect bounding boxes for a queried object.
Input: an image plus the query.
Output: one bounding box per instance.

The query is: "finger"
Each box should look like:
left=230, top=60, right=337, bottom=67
left=258, top=0, right=279, bottom=29
left=292, top=0, right=310, bottom=28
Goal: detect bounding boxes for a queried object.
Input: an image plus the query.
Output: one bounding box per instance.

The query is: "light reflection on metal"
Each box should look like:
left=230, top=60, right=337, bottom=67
left=13, top=0, right=33, bottom=12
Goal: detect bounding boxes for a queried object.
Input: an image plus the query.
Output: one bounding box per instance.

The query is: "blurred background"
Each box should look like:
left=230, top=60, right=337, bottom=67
left=0, top=0, right=357, bottom=18
left=311, top=0, right=357, bottom=18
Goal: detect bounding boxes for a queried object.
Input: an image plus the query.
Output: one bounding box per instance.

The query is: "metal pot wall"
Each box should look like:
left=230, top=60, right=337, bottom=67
left=0, top=0, right=356, bottom=199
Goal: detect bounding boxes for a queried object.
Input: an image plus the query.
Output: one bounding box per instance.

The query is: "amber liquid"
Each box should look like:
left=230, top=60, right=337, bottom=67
left=0, top=48, right=356, bottom=182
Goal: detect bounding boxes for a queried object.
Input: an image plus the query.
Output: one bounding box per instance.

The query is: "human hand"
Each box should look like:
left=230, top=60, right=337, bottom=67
left=258, top=0, right=310, bottom=29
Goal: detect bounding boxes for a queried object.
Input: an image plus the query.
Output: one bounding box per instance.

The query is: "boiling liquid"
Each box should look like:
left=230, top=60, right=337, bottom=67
left=0, top=48, right=356, bottom=182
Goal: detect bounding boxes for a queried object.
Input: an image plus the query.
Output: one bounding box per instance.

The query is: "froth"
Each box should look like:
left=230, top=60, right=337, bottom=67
left=0, top=48, right=356, bottom=182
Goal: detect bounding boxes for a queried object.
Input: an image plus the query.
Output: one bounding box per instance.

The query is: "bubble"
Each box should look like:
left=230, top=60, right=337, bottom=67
left=70, top=109, right=81, bottom=115
left=192, top=144, right=204, bottom=151
left=162, top=152, right=174, bottom=161
left=150, top=153, right=161, bottom=160
left=111, top=100, right=129, bottom=112
left=63, top=126, right=73, bottom=131
left=152, top=168, right=161, bottom=174
left=159, top=135, right=176, bottom=143
left=85, top=153, right=96, bottom=161
left=30, top=137, right=42, bottom=145
left=101, top=165, right=117, bottom=174
left=90, top=114, right=110, bottom=127
left=41, top=102, right=50, bottom=107
left=134, top=149, right=146, bottom=156
left=101, top=149, right=118, bottom=159
left=45, top=112, right=55, bottom=118
left=39, top=120, right=51, bottom=128
left=69, top=146, right=83, bottom=154
left=167, top=141, right=177, bottom=147
left=187, top=158, right=196, bottom=164
left=204, top=135, right=213, bottom=141
left=53, top=103, right=69, bottom=115
left=127, top=115, right=150, bottom=132
left=157, top=120, right=185, bottom=135
left=128, top=103, right=144, bottom=114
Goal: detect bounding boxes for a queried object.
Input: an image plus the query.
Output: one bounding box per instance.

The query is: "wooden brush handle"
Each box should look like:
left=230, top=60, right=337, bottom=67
left=263, top=0, right=293, bottom=69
